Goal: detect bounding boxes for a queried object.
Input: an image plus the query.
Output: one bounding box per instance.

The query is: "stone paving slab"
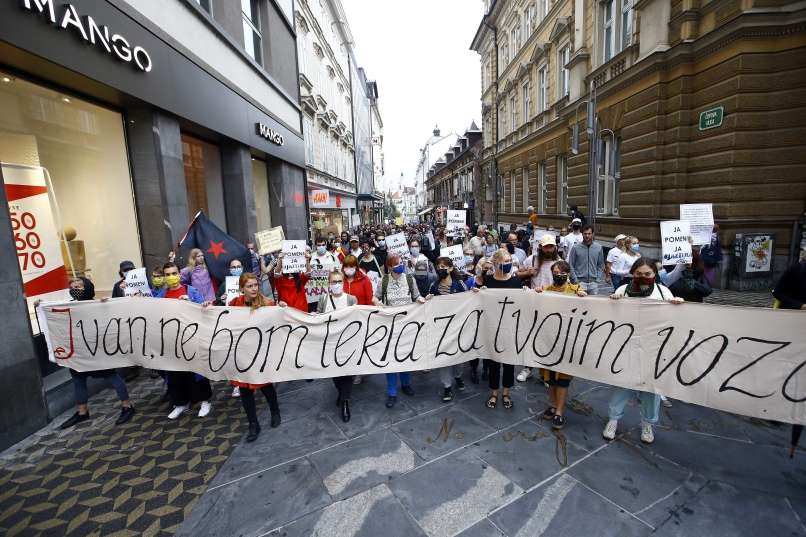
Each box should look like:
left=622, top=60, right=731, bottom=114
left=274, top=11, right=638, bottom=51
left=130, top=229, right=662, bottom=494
left=390, top=405, right=495, bottom=461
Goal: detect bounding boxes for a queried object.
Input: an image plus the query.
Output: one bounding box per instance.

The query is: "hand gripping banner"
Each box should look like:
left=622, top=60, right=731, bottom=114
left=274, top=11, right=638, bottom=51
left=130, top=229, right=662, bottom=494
left=38, top=290, right=806, bottom=425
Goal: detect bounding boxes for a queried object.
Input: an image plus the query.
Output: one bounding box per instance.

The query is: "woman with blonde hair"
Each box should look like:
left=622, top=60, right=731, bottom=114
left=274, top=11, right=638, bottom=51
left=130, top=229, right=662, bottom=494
left=227, top=272, right=281, bottom=442
left=181, top=248, right=216, bottom=302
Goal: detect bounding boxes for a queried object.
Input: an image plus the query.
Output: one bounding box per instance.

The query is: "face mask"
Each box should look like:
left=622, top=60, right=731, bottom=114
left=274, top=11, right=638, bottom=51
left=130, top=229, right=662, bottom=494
left=151, top=277, right=164, bottom=288
left=230, top=267, right=243, bottom=277
left=632, top=244, right=640, bottom=252
left=69, top=288, right=85, bottom=300
left=410, top=247, right=420, bottom=257
left=506, top=243, right=515, bottom=254
left=572, top=225, right=581, bottom=231
left=330, top=283, right=343, bottom=295
left=633, top=276, right=655, bottom=291
left=165, top=274, right=181, bottom=287
left=465, top=255, right=474, bottom=264
left=553, top=274, right=569, bottom=286
left=392, top=263, right=406, bottom=274
left=317, top=246, right=326, bottom=255
left=437, top=268, right=449, bottom=279
left=343, top=267, right=356, bottom=277
left=378, top=240, right=386, bottom=247
left=500, top=263, right=513, bottom=274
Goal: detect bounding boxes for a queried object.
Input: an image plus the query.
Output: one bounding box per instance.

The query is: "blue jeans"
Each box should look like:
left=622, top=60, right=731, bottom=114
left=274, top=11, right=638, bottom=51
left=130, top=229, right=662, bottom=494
left=70, top=370, right=129, bottom=405
left=611, top=275, right=623, bottom=291
left=386, top=372, right=411, bottom=396
left=608, top=388, right=660, bottom=424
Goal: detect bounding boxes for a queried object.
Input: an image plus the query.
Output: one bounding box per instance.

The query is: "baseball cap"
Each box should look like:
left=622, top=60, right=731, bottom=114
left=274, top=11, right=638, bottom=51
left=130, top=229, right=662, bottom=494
left=538, top=234, right=556, bottom=247
left=350, top=235, right=360, bottom=242
left=571, top=218, right=582, bottom=224
left=614, top=233, right=627, bottom=242
left=119, top=260, right=136, bottom=272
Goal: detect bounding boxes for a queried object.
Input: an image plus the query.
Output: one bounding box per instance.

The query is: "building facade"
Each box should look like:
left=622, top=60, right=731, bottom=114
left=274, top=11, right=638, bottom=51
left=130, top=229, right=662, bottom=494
left=425, top=123, right=485, bottom=226
left=472, top=0, right=806, bottom=284
left=0, top=0, right=307, bottom=450
left=414, top=126, right=459, bottom=219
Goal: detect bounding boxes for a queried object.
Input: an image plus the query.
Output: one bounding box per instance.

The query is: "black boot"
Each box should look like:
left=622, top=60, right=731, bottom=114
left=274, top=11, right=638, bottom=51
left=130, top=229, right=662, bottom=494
left=246, top=422, right=260, bottom=442
left=341, top=399, right=351, bottom=423
left=270, top=412, right=282, bottom=428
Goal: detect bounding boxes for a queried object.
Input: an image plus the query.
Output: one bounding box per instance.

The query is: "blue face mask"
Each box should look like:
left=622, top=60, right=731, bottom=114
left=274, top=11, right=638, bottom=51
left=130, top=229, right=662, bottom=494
left=632, top=244, right=640, bottom=252
left=501, top=263, right=513, bottom=273
left=392, top=264, right=406, bottom=274
left=230, top=267, right=243, bottom=277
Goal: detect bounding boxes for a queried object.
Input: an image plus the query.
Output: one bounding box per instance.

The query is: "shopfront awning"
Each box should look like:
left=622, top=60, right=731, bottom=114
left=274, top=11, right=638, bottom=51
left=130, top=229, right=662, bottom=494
left=357, top=192, right=384, bottom=201
left=417, top=206, right=435, bottom=216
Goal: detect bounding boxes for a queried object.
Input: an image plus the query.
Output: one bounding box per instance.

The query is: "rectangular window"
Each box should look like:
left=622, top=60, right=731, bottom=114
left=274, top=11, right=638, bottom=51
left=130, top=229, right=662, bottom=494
left=603, top=0, right=614, bottom=62
left=194, top=0, right=212, bottom=13
left=539, top=0, right=548, bottom=20
left=182, top=135, right=226, bottom=231
left=522, top=82, right=530, bottom=121
left=556, top=155, right=567, bottom=214
left=511, top=28, right=519, bottom=52
left=242, top=0, right=262, bottom=64
left=537, top=66, right=547, bottom=112
left=511, top=172, right=516, bottom=213
left=499, top=104, right=506, bottom=138
left=524, top=9, right=532, bottom=37
left=596, top=136, right=621, bottom=215
left=510, top=96, right=516, bottom=130
left=558, top=46, right=570, bottom=98
left=522, top=168, right=529, bottom=212
left=621, top=0, right=633, bottom=50
left=252, top=158, right=272, bottom=231
left=538, top=161, right=547, bottom=213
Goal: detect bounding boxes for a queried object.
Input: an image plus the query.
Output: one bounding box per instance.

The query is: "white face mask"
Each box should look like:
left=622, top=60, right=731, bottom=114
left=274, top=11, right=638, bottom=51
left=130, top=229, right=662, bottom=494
left=330, top=283, right=343, bottom=295
left=343, top=267, right=356, bottom=277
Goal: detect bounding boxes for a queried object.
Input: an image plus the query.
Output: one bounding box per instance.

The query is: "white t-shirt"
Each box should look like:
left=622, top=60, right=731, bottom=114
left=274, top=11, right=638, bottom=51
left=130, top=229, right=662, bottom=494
left=321, top=292, right=351, bottom=312
left=311, top=252, right=341, bottom=272
left=606, top=247, right=623, bottom=265
left=611, top=252, right=641, bottom=277
left=561, top=232, right=583, bottom=252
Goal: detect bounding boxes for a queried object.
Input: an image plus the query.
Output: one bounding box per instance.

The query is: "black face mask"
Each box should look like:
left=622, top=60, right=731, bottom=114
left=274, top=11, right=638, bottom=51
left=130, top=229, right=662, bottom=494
left=552, top=274, right=568, bottom=286
left=572, top=224, right=581, bottom=231
left=437, top=268, right=449, bottom=279
left=506, top=243, right=515, bottom=254
left=69, top=288, right=85, bottom=301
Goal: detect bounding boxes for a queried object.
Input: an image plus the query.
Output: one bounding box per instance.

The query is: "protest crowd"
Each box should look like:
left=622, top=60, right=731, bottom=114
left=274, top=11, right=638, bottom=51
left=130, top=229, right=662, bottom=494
left=52, top=209, right=805, bottom=450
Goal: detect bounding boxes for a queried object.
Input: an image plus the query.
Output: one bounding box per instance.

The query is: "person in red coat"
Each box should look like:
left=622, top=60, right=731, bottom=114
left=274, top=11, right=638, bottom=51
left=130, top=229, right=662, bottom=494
left=227, top=272, right=281, bottom=442
left=342, top=255, right=374, bottom=305
left=272, top=249, right=312, bottom=312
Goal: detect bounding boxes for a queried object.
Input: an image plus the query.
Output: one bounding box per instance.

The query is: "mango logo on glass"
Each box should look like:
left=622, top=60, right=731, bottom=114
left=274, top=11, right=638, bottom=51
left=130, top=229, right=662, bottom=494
left=21, top=0, right=153, bottom=73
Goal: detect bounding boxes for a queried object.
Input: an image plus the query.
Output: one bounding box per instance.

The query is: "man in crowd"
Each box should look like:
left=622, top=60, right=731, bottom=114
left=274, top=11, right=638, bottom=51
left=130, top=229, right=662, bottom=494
left=560, top=218, right=584, bottom=253
left=506, top=232, right=527, bottom=267
left=111, top=260, right=136, bottom=297
left=568, top=225, right=605, bottom=295
left=468, top=225, right=487, bottom=257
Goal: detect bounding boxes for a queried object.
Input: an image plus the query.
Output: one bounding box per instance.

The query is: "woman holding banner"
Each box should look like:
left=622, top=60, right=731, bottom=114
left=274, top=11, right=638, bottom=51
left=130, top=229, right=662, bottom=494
left=603, top=258, right=683, bottom=444
left=273, top=250, right=312, bottom=312
left=317, top=270, right=357, bottom=422
left=227, top=272, right=282, bottom=441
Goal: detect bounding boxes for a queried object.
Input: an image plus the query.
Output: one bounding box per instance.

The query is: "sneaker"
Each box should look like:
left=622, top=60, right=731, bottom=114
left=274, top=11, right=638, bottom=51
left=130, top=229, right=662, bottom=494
left=640, top=422, right=655, bottom=444
left=516, top=368, right=532, bottom=382
left=198, top=401, right=212, bottom=418
left=455, top=377, right=466, bottom=392
left=232, top=386, right=241, bottom=398
left=115, top=406, right=135, bottom=425
left=442, top=387, right=454, bottom=402
left=401, top=385, right=415, bottom=397
left=542, top=407, right=556, bottom=420
left=661, top=396, right=672, bottom=408
left=385, top=395, right=397, bottom=408
left=353, top=376, right=363, bottom=385
left=602, top=419, right=619, bottom=440
left=552, top=414, right=566, bottom=430
left=168, top=405, right=188, bottom=420
left=60, top=411, right=89, bottom=429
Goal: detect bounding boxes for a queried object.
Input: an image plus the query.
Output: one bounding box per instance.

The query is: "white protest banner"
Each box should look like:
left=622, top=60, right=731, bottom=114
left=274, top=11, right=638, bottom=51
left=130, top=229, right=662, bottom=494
left=281, top=240, right=307, bottom=273
left=254, top=226, right=285, bottom=255
left=446, top=210, right=466, bottom=237
left=440, top=245, right=466, bottom=269
left=661, top=220, right=693, bottom=264
left=680, top=203, right=714, bottom=246
left=2, top=164, right=68, bottom=299
left=124, top=268, right=150, bottom=297
left=38, top=291, right=806, bottom=425
left=386, top=232, right=409, bottom=258
left=224, top=276, right=241, bottom=304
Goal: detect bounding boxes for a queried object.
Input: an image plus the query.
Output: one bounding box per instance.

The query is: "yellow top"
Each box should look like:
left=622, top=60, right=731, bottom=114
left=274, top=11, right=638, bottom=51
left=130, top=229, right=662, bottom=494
left=544, top=282, right=581, bottom=295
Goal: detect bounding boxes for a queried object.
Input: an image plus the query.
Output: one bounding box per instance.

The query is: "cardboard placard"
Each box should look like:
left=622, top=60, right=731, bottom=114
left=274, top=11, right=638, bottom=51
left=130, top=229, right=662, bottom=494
left=680, top=204, right=714, bottom=246
left=255, top=226, right=285, bottom=255
left=281, top=240, right=307, bottom=273
left=124, top=268, right=150, bottom=297
left=440, top=245, right=466, bottom=269
left=661, top=220, right=693, bottom=264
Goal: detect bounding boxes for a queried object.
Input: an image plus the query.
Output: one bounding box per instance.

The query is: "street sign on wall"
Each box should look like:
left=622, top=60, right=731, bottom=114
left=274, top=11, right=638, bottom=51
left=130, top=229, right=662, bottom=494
left=698, top=106, right=724, bottom=131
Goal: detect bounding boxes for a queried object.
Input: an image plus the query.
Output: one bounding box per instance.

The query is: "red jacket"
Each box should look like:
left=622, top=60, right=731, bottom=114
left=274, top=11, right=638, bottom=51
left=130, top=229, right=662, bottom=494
left=272, top=273, right=310, bottom=312
left=344, top=270, right=374, bottom=305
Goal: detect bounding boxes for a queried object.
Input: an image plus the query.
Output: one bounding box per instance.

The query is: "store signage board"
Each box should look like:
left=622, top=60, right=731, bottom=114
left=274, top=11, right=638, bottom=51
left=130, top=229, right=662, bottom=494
left=446, top=210, right=465, bottom=237
left=698, top=106, right=724, bottom=131
left=20, top=0, right=153, bottom=72
left=310, top=190, right=330, bottom=208
left=256, top=123, right=284, bottom=146
left=281, top=240, right=307, bottom=273
left=124, top=268, right=150, bottom=297
left=679, top=203, right=714, bottom=246
left=660, top=220, right=693, bottom=265
left=440, top=245, right=465, bottom=269
left=386, top=232, right=409, bottom=258
left=254, top=226, right=284, bottom=255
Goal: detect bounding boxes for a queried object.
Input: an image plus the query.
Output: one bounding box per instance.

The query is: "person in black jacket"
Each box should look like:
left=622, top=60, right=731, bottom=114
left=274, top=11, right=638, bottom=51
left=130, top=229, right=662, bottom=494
left=111, top=260, right=136, bottom=297
left=773, top=254, right=806, bottom=310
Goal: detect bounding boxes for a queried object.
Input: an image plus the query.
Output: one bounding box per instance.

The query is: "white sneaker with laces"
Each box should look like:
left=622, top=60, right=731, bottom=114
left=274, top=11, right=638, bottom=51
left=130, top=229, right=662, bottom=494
left=641, top=422, right=655, bottom=444
left=168, top=405, right=188, bottom=420
left=232, top=386, right=240, bottom=398
left=516, top=368, right=532, bottom=382
left=602, top=419, right=619, bottom=440
left=198, top=401, right=212, bottom=417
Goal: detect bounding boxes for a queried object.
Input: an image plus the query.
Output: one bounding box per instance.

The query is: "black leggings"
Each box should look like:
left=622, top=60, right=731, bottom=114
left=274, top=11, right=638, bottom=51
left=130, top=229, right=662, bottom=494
left=167, top=372, right=212, bottom=407
left=333, top=376, right=354, bottom=401
left=240, top=385, right=279, bottom=424
left=485, top=360, right=514, bottom=390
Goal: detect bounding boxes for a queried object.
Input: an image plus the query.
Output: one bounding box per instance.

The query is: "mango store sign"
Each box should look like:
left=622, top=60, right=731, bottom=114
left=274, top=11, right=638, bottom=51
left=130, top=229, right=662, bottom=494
left=21, top=0, right=153, bottom=73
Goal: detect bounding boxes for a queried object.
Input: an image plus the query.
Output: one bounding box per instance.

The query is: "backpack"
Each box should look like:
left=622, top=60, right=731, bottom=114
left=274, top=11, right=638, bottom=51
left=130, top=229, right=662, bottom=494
left=381, top=273, right=417, bottom=304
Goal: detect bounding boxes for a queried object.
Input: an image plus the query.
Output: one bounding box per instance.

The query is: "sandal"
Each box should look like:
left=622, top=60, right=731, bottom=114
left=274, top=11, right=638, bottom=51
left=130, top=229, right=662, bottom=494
left=502, top=395, right=513, bottom=409
left=485, top=395, right=498, bottom=409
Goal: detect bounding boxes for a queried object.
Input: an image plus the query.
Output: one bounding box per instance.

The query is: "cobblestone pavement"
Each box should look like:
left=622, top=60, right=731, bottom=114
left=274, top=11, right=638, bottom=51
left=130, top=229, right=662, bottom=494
left=2, top=289, right=804, bottom=537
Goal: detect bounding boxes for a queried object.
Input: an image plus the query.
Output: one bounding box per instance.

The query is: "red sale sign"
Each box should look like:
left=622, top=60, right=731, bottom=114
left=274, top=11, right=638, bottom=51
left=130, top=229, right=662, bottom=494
left=2, top=164, right=68, bottom=298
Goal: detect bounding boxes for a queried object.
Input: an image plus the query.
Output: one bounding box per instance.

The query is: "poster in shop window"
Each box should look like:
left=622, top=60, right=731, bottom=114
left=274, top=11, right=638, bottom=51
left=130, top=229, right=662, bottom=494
left=1, top=163, right=68, bottom=299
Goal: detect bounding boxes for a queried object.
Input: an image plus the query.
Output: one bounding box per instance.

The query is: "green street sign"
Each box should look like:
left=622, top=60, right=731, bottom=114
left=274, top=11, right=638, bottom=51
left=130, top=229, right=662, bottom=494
left=699, top=106, right=724, bottom=131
